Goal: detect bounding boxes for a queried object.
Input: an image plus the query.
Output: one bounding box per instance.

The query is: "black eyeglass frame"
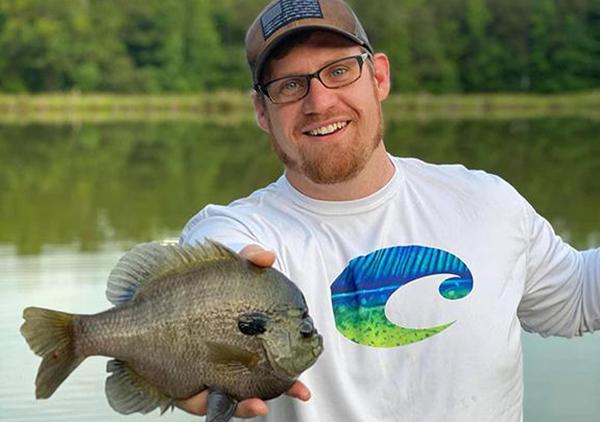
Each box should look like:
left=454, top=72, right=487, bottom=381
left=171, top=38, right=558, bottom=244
left=255, top=52, right=372, bottom=104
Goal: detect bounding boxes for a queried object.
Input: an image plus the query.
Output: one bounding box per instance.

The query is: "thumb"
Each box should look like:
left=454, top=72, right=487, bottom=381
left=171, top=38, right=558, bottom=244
left=240, top=244, right=276, bottom=268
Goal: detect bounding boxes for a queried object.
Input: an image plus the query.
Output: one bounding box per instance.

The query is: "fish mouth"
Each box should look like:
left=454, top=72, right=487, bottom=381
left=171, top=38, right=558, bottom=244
left=313, top=334, right=324, bottom=357
left=261, top=334, right=323, bottom=381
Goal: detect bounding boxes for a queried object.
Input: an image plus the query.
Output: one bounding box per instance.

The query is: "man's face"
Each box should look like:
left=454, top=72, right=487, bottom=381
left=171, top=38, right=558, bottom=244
left=254, top=32, right=390, bottom=185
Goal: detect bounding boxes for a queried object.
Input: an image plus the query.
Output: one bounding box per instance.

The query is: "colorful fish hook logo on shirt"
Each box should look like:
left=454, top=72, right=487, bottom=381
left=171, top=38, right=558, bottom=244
left=330, top=246, right=473, bottom=347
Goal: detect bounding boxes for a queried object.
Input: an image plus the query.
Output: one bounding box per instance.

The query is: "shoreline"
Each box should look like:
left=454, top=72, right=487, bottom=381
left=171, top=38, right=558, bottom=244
left=0, top=91, right=598, bottom=124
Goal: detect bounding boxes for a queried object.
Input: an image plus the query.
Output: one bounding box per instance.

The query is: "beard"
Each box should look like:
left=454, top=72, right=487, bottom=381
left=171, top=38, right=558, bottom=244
left=269, top=105, right=384, bottom=185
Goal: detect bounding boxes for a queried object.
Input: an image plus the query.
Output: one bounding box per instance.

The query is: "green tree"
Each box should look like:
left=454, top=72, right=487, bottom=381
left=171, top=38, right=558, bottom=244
left=407, top=0, right=459, bottom=93
left=352, top=0, right=419, bottom=91
left=530, top=0, right=599, bottom=92
left=458, top=0, right=505, bottom=91
left=182, top=0, right=225, bottom=90
left=0, top=0, right=598, bottom=93
left=0, top=0, right=88, bottom=91
left=486, top=0, right=534, bottom=91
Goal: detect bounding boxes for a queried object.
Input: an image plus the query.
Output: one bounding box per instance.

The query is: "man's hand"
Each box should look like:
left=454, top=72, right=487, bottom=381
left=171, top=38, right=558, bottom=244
left=177, top=380, right=311, bottom=417
left=240, top=244, right=277, bottom=268
left=177, top=244, right=312, bottom=417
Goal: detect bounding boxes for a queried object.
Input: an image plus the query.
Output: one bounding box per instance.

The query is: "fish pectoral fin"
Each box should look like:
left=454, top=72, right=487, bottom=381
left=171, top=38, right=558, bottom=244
left=105, top=359, right=173, bottom=415
left=207, top=387, right=238, bottom=422
left=206, top=341, right=260, bottom=371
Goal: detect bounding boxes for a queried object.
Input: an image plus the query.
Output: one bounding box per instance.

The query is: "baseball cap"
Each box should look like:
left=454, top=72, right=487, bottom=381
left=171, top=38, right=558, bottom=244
left=245, top=0, right=373, bottom=85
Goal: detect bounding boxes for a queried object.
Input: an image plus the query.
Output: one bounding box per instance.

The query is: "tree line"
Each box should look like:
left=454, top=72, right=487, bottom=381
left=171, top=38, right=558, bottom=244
left=0, top=0, right=598, bottom=94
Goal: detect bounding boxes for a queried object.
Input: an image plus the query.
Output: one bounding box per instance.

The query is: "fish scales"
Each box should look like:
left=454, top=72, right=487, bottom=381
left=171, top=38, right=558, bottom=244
left=80, top=260, right=297, bottom=398
left=21, top=240, right=323, bottom=421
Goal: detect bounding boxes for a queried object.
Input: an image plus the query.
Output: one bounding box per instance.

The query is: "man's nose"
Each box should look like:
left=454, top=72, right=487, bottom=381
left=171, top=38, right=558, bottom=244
left=301, top=77, right=337, bottom=113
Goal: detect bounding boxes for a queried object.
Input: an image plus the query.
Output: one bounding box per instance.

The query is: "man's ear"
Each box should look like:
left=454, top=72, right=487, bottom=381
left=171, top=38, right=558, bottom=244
left=252, top=91, right=271, bottom=134
left=371, top=53, right=391, bottom=101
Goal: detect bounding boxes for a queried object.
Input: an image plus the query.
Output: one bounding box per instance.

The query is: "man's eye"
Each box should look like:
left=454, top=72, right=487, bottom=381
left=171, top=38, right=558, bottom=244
left=330, top=66, right=349, bottom=78
left=280, top=79, right=303, bottom=93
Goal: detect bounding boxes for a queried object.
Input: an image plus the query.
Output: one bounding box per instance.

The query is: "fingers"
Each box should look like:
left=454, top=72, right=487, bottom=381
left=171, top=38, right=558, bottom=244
left=240, top=244, right=276, bottom=268
left=176, top=391, right=268, bottom=418
left=176, top=389, right=208, bottom=416
left=176, top=382, right=311, bottom=418
left=286, top=380, right=311, bottom=401
left=233, top=381, right=312, bottom=417
left=235, top=398, right=269, bottom=418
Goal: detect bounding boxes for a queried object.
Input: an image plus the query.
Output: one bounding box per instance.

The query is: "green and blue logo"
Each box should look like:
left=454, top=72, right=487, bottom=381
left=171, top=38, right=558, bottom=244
left=330, top=246, right=473, bottom=347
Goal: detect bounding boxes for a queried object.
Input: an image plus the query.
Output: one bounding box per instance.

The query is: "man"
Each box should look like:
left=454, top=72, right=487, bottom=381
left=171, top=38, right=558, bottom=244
left=179, top=0, right=600, bottom=421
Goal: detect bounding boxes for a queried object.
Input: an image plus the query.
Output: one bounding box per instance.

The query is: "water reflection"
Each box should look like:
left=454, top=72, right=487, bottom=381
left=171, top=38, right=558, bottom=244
left=0, top=122, right=281, bottom=254
left=1, top=118, right=598, bottom=255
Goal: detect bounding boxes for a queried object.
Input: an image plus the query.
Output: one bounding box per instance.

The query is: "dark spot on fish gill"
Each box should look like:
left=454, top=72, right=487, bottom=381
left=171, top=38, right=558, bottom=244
left=52, top=351, right=60, bottom=360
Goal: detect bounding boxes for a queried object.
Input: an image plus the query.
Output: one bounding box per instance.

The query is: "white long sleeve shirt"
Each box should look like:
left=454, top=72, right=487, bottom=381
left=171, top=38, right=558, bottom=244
left=181, top=156, right=600, bottom=422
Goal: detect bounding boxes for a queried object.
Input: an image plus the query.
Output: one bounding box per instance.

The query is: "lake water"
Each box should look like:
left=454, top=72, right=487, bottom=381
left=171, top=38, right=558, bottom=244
left=1, top=116, right=598, bottom=421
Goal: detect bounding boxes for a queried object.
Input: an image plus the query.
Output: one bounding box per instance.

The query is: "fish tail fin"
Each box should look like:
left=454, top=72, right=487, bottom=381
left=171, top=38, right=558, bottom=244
left=20, top=307, right=84, bottom=399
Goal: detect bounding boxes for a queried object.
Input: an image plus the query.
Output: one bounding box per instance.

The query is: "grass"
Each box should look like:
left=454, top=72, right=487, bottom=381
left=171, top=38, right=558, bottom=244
left=0, top=91, right=256, bottom=125
left=384, top=91, right=600, bottom=120
left=0, top=90, right=598, bottom=124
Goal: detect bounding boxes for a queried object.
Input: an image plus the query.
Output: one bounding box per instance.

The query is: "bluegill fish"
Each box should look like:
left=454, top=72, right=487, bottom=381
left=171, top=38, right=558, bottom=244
left=20, top=240, right=323, bottom=422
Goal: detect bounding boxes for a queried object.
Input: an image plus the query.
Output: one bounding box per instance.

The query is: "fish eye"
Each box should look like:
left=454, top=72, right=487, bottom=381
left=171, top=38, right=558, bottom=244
left=238, top=312, right=269, bottom=336
left=299, top=318, right=315, bottom=338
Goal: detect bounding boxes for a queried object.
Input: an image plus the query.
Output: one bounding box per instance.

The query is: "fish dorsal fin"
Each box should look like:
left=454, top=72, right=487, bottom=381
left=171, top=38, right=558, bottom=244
left=105, top=359, right=174, bottom=415
left=106, top=239, right=239, bottom=305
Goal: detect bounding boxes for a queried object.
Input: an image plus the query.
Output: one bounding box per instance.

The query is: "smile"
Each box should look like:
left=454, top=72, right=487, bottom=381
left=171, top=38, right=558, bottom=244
left=306, top=121, right=349, bottom=137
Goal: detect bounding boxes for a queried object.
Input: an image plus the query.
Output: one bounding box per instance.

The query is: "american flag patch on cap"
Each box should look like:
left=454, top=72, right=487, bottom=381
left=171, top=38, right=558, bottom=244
left=261, top=0, right=323, bottom=39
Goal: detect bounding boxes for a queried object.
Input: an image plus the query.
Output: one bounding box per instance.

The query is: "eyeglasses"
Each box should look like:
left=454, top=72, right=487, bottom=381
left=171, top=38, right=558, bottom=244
left=256, top=52, right=371, bottom=105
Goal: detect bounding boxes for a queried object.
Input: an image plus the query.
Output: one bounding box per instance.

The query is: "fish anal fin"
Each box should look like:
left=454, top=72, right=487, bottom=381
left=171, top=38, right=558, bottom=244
left=207, top=387, right=238, bottom=422
left=105, top=359, right=173, bottom=415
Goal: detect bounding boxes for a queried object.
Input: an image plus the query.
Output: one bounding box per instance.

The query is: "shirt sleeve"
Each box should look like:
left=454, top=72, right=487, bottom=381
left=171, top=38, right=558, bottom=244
left=517, top=201, right=600, bottom=337
left=179, top=204, right=267, bottom=253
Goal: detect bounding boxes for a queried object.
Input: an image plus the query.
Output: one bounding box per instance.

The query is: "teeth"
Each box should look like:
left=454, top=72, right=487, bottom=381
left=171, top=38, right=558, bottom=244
left=309, top=121, right=347, bottom=136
